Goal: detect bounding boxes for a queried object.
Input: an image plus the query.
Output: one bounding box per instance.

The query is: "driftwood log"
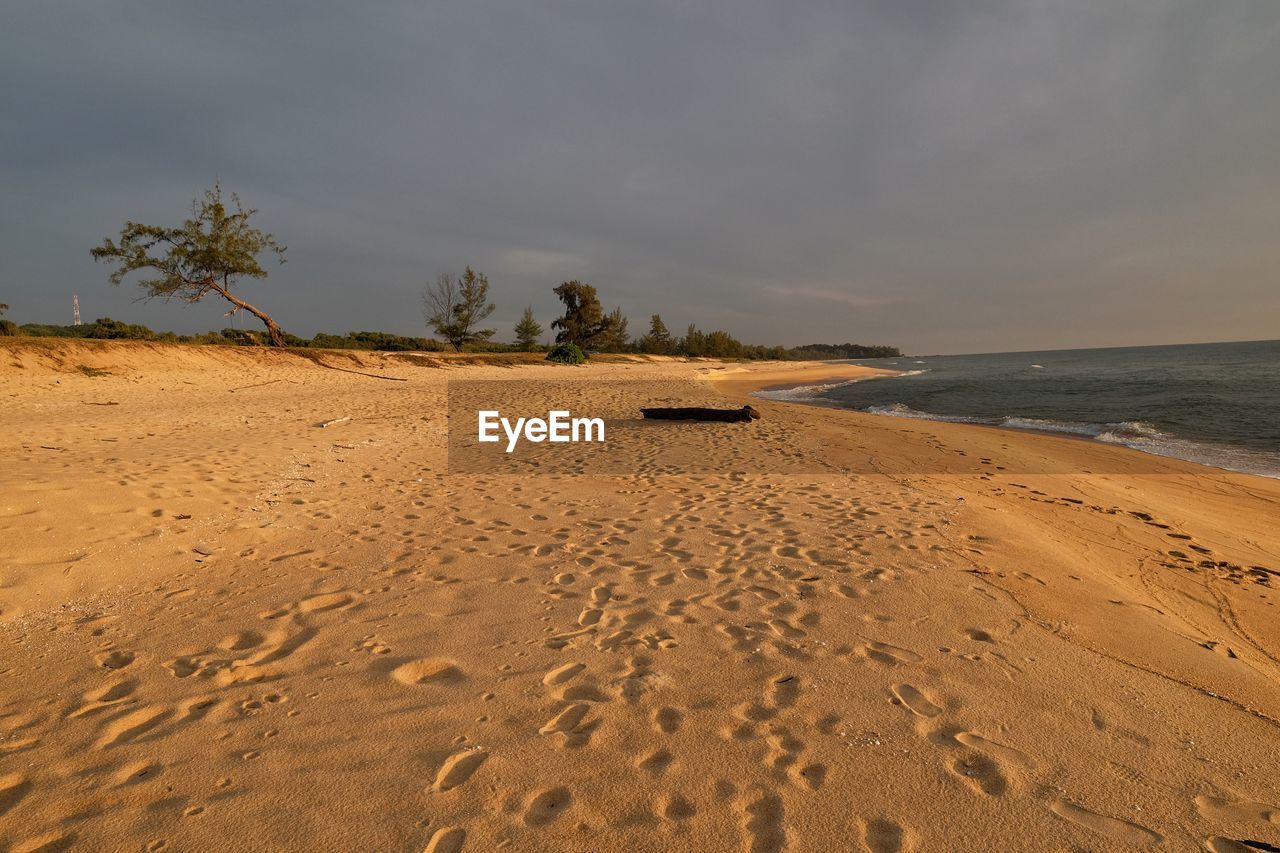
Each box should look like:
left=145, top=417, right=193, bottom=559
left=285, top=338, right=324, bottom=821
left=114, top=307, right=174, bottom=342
left=641, top=405, right=761, bottom=423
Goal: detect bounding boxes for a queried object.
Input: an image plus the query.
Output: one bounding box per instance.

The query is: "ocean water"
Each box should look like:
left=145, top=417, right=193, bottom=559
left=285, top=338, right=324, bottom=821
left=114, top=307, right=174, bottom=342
left=760, top=340, right=1280, bottom=478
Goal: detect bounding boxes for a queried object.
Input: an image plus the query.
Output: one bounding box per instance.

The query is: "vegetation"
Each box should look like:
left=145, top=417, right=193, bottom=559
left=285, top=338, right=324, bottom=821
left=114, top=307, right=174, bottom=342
left=12, top=315, right=900, bottom=360
left=637, top=315, right=673, bottom=354
left=0, top=303, right=15, bottom=337
left=25, top=242, right=904, bottom=358
left=596, top=307, right=630, bottom=353
left=785, top=342, right=901, bottom=359
left=423, top=267, right=496, bottom=351
left=546, top=343, right=586, bottom=364
left=551, top=281, right=618, bottom=349
left=90, top=184, right=289, bottom=346
left=513, top=305, right=544, bottom=351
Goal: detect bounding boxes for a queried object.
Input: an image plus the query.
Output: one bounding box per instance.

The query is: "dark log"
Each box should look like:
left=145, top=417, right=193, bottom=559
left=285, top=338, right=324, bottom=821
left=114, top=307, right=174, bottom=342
left=641, top=405, right=761, bottom=423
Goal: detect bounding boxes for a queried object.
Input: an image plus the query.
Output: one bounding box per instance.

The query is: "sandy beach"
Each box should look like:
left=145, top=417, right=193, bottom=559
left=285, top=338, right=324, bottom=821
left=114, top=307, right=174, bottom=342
left=2, top=338, right=1278, bottom=852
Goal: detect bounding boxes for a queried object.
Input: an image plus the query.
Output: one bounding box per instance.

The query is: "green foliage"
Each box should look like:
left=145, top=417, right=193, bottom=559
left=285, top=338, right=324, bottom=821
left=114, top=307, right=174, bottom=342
left=0, top=320, right=16, bottom=337
left=424, top=267, right=496, bottom=351
left=786, top=342, right=902, bottom=359
left=638, top=314, right=673, bottom=354
left=90, top=184, right=289, bottom=345
left=84, top=317, right=158, bottom=341
left=311, top=330, right=443, bottom=351
left=675, top=324, right=788, bottom=360
left=513, top=305, right=544, bottom=351
left=595, top=307, right=630, bottom=353
left=551, top=281, right=614, bottom=349
left=546, top=343, right=586, bottom=364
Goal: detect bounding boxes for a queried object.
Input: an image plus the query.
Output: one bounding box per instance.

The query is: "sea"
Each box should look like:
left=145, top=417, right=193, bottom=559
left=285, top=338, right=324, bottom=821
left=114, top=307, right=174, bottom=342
left=758, top=340, right=1280, bottom=479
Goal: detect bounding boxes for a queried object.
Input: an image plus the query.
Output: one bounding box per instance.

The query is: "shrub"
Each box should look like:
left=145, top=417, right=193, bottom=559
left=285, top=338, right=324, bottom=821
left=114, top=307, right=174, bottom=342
left=0, top=319, right=17, bottom=336
left=546, top=343, right=585, bottom=364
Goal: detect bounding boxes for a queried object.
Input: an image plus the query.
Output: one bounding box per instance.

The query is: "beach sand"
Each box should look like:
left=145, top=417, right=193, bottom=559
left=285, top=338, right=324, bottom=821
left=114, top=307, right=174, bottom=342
left=1, top=339, right=1277, bottom=852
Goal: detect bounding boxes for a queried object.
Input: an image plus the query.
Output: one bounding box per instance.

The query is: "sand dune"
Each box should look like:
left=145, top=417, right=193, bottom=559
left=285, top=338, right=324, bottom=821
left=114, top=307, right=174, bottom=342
left=1, top=339, right=1277, bottom=851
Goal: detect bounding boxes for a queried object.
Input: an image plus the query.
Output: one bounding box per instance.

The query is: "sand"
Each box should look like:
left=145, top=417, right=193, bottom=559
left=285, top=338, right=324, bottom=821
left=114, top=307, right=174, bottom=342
left=1, top=338, right=1277, bottom=852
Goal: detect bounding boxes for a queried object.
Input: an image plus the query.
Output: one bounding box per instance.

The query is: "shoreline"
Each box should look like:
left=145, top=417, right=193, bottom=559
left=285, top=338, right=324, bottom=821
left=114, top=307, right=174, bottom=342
left=742, top=362, right=1280, bottom=482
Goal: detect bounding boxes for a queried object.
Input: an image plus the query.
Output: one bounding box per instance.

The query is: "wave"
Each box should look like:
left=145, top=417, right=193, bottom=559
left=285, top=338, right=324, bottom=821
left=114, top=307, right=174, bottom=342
left=755, top=369, right=928, bottom=402
left=859, top=405, right=1280, bottom=478
left=755, top=379, right=868, bottom=402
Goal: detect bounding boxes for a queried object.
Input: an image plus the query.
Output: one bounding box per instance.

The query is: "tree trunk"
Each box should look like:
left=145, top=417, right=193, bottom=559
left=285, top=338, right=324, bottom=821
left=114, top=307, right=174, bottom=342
left=209, top=278, right=286, bottom=347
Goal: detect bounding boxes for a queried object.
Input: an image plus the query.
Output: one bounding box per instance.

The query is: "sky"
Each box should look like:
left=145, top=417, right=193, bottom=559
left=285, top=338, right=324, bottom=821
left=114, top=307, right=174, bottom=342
left=2, top=1, right=1278, bottom=355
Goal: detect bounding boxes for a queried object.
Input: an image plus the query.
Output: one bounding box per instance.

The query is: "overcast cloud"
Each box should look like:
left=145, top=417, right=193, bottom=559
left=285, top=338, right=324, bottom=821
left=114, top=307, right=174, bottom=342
left=2, top=1, right=1278, bottom=353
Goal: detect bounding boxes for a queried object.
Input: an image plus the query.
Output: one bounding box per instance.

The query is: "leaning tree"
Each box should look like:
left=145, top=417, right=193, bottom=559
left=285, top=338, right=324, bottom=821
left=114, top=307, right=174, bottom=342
left=90, top=184, right=288, bottom=346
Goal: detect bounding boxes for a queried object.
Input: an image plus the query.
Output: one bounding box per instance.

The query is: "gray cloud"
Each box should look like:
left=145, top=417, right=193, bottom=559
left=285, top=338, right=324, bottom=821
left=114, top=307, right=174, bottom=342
left=2, top=1, right=1278, bottom=353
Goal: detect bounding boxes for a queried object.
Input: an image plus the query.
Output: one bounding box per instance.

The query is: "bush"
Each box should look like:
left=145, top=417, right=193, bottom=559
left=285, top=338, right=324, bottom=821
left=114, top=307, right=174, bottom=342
left=0, top=319, right=17, bottom=336
left=84, top=317, right=157, bottom=341
left=546, top=343, right=586, bottom=364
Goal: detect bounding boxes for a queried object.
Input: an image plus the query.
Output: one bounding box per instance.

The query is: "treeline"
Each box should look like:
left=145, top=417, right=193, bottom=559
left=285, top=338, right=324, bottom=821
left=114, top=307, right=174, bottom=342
left=46, top=185, right=899, bottom=361
left=15, top=318, right=467, bottom=352
left=12, top=312, right=901, bottom=361
left=423, top=275, right=901, bottom=360
left=784, top=342, right=902, bottom=360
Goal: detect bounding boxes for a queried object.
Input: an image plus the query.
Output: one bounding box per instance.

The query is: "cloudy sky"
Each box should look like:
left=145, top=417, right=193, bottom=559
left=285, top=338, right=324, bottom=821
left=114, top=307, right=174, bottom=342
left=3, top=1, right=1277, bottom=354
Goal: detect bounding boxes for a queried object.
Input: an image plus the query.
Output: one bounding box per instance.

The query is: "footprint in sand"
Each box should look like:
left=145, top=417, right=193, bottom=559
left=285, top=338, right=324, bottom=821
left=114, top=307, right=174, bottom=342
left=392, top=659, right=463, bottom=685
left=94, top=705, right=172, bottom=750
left=539, top=704, right=590, bottom=735
left=542, top=662, right=585, bottom=686
left=433, top=749, right=488, bottom=792
left=889, top=684, right=942, bottom=718
left=1, top=773, right=31, bottom=818
left=424, top=826, right=466, bottom=853
left=737, top=789, right=786, bottom=853
left=219, top=631, right=265, bottom=652
left=862, top=641, right=922, bottom=666
left=297, top=591, right=357, bottom=613
left=8, top=830, right=77, bottom=852
left=1204, top=838, right=1269, bottom=853
left=860, top=817, right=916, bottom=853
left=523, top=786, right=572, bottom=826
left=947, top=752, right=1006, bottom=796
left=114, top=761, right=163, bottom=786
left=637, top=748, right=673, bottom=776
left=1193, top=794, right=1279, bottom=825
left=954, top=732, right=1035, bottom=771
left=653, top=706, right=682, bottom=734
left=95, top=650, right=135, bottom=670
left=1049, top=799, right=1161, bottom=846
left=660, top=792, right=697, bottom=821
left=68, top=679, right=138, bottom=718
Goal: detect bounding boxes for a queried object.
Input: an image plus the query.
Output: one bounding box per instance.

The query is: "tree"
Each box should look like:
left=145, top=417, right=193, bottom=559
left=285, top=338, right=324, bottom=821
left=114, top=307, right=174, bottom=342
left=0, top=303, right=14, bottom=337
left=596, top=307, right=630, bottom=353
left=639, top=314, right=673, bottom=354
left=680, top=323, right=705, bottom=357
left=90, top=184, right=289, bottom=346
left=423, top=266, right=496, bottom=351
left=551, top=281, right=617, bottom=349
left=513, top=305, right=544, bottom=351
